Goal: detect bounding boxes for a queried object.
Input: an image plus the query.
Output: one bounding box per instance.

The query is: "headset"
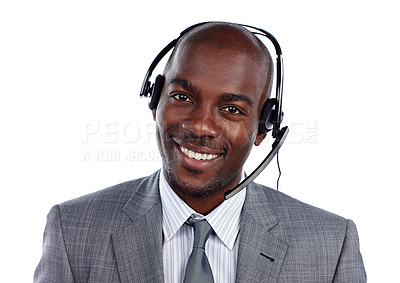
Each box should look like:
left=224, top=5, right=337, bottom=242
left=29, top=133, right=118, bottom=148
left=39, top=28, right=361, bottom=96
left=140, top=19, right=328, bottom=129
left=140, top=22, right=289, bottom=199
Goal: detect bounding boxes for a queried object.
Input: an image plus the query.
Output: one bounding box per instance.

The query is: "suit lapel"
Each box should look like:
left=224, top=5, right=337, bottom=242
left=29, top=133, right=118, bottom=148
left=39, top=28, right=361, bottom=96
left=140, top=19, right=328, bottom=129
left=111, top=172, right=164, bottom=283
left=236, top=183, right=288, bottom=282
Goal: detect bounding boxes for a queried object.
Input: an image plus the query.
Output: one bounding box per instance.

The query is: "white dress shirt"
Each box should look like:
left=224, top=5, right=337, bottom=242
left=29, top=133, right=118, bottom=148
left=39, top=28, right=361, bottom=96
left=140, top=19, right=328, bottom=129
left=159, top=171, right=246, bottom=283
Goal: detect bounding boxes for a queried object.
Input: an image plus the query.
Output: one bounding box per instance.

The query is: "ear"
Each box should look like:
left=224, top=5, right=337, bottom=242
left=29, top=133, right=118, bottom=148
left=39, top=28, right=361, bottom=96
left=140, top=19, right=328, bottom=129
left=152, top=109, right=157, bottom=121
left=254, top=131, right=267, bottom=146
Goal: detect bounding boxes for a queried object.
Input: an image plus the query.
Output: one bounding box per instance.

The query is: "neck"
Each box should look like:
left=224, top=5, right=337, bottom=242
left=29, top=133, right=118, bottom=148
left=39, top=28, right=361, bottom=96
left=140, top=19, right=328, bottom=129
left=162, top=168, right=243, bottom=215
left=174, top=190, right=226, bottom=215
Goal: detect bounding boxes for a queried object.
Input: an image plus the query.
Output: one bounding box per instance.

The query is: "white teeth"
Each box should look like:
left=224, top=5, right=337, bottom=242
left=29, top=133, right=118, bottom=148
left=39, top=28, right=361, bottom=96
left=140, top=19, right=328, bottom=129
left=180, top=146, right=218, bottom=161
left=188, top=150, right=195, bottom=158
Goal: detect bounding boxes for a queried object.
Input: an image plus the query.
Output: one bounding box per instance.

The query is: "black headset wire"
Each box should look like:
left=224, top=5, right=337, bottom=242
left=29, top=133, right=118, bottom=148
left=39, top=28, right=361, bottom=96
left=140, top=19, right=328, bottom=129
left=276, top=151, right=281, bottom=191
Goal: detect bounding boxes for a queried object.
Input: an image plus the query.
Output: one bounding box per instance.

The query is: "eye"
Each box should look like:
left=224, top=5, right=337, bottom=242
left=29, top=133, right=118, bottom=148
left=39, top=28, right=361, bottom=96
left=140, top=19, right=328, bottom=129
left=221, top=105, right=243, bottom=115
left=171, top=93, right=192, bottom=103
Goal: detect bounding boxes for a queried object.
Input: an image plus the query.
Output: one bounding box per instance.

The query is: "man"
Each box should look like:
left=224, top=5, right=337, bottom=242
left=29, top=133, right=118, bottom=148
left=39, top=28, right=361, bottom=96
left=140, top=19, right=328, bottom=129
left=35, top=22, right=366, bottom=282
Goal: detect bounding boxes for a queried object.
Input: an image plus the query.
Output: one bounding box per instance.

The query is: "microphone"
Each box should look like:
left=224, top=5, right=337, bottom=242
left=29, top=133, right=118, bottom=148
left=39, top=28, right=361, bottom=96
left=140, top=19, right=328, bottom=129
left=224, top=126, right=289, bottom=200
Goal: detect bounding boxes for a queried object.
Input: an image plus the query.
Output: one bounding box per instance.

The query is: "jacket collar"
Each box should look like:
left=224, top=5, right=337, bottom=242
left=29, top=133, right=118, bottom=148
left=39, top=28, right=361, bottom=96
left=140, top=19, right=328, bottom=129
left=110, top=172, right=288, bottom=282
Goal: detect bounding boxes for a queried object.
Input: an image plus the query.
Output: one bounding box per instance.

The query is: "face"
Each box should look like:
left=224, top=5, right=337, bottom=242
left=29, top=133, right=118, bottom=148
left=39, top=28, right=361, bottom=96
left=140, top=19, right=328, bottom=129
left=153, top=43, right=267, bottom=200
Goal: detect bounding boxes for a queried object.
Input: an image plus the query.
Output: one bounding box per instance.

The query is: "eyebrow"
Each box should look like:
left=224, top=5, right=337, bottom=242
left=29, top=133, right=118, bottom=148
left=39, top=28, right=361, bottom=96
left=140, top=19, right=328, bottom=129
left=221, top=93, right=254, bottom=107
left=168, top=79, right=199, bottom=95
left=168, top=78, right=254, bottom=107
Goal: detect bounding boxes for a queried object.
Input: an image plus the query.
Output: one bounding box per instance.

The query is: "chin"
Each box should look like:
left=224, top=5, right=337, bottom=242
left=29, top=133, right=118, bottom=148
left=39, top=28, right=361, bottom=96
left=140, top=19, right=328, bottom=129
left=166, top=168, right=224, bottom=198
left=165, top=165, right=241, bottom=198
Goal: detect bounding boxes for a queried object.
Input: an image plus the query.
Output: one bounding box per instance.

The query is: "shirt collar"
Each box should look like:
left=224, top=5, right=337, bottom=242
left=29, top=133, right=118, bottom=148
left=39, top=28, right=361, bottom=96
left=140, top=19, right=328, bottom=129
left=159, top=171, right=246, bottom=251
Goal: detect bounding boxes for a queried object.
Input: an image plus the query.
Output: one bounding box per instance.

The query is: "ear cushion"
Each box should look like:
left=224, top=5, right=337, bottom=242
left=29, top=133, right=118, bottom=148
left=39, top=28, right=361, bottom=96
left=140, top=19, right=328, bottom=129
left=148, top=75, right=165, bottom=110
left=258, top=98, right=277, bottom=133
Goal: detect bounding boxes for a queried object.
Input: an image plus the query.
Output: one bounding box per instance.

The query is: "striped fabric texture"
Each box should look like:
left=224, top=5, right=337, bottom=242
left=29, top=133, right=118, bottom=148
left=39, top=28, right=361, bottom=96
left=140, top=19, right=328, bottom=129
left=160, top=172, right=246, bottom=283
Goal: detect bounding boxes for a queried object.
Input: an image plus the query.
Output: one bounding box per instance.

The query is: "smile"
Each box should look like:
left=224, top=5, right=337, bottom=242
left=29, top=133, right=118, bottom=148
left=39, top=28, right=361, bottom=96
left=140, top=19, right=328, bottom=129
left=180, top=145, right=219, bottom=161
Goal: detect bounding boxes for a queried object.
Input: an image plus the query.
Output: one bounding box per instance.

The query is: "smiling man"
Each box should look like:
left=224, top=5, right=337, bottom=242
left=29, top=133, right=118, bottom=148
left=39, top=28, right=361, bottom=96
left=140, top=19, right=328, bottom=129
left=35, top=22, right=366, bottom=282
left=154, top=25, right=271, bottom=215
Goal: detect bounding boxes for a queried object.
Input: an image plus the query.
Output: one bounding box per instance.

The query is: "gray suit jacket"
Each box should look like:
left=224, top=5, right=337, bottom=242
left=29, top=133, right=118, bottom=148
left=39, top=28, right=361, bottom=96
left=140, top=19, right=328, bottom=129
left=34, top=171, right=366, bottom=282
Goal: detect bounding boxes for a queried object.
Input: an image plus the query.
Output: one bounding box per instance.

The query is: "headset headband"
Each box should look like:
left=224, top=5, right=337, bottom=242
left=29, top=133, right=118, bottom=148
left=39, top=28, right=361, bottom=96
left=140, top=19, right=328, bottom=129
left=140, top=21, right=284, bottom=138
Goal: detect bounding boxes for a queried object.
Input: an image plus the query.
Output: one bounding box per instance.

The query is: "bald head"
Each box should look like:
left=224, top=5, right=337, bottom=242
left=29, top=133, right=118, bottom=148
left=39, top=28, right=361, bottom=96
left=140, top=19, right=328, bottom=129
left=164, top=22, right=274, bottom=98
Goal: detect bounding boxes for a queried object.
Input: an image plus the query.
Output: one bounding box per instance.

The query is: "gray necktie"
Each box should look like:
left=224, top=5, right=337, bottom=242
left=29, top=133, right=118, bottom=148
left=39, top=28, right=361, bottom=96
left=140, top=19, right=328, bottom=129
left=183, top=218, right=214, bottom=283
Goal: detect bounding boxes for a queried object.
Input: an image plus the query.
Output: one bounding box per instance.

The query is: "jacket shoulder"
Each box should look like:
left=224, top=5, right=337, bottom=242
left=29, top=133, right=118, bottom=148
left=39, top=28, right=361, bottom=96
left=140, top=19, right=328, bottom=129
left=56, top=171, right=160, bottom=231
left=252, top=182, right=347, bottom=223
left=246, top=182, right=349, bottom=241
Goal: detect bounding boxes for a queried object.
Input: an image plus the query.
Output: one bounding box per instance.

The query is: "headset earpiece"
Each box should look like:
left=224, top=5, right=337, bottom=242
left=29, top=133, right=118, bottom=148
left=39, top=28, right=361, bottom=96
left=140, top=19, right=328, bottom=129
left=259, top=98, right=277, bottom=133
left=148, top=75, right=164, bottom=110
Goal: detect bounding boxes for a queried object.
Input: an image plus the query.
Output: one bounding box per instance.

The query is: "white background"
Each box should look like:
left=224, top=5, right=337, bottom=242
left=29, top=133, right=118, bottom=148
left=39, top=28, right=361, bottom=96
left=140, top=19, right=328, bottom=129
left=1, top=0, right=399, bottom=281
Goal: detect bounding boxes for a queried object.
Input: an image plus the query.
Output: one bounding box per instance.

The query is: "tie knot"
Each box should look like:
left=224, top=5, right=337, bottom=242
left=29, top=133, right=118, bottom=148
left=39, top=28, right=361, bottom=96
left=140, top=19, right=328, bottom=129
left=188, top=218, right=213, bottom=249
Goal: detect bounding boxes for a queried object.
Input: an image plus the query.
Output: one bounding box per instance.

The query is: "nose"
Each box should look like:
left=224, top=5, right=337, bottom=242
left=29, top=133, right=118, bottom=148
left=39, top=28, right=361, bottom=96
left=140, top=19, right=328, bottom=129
left=181, top=106, right=220, bottom=138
